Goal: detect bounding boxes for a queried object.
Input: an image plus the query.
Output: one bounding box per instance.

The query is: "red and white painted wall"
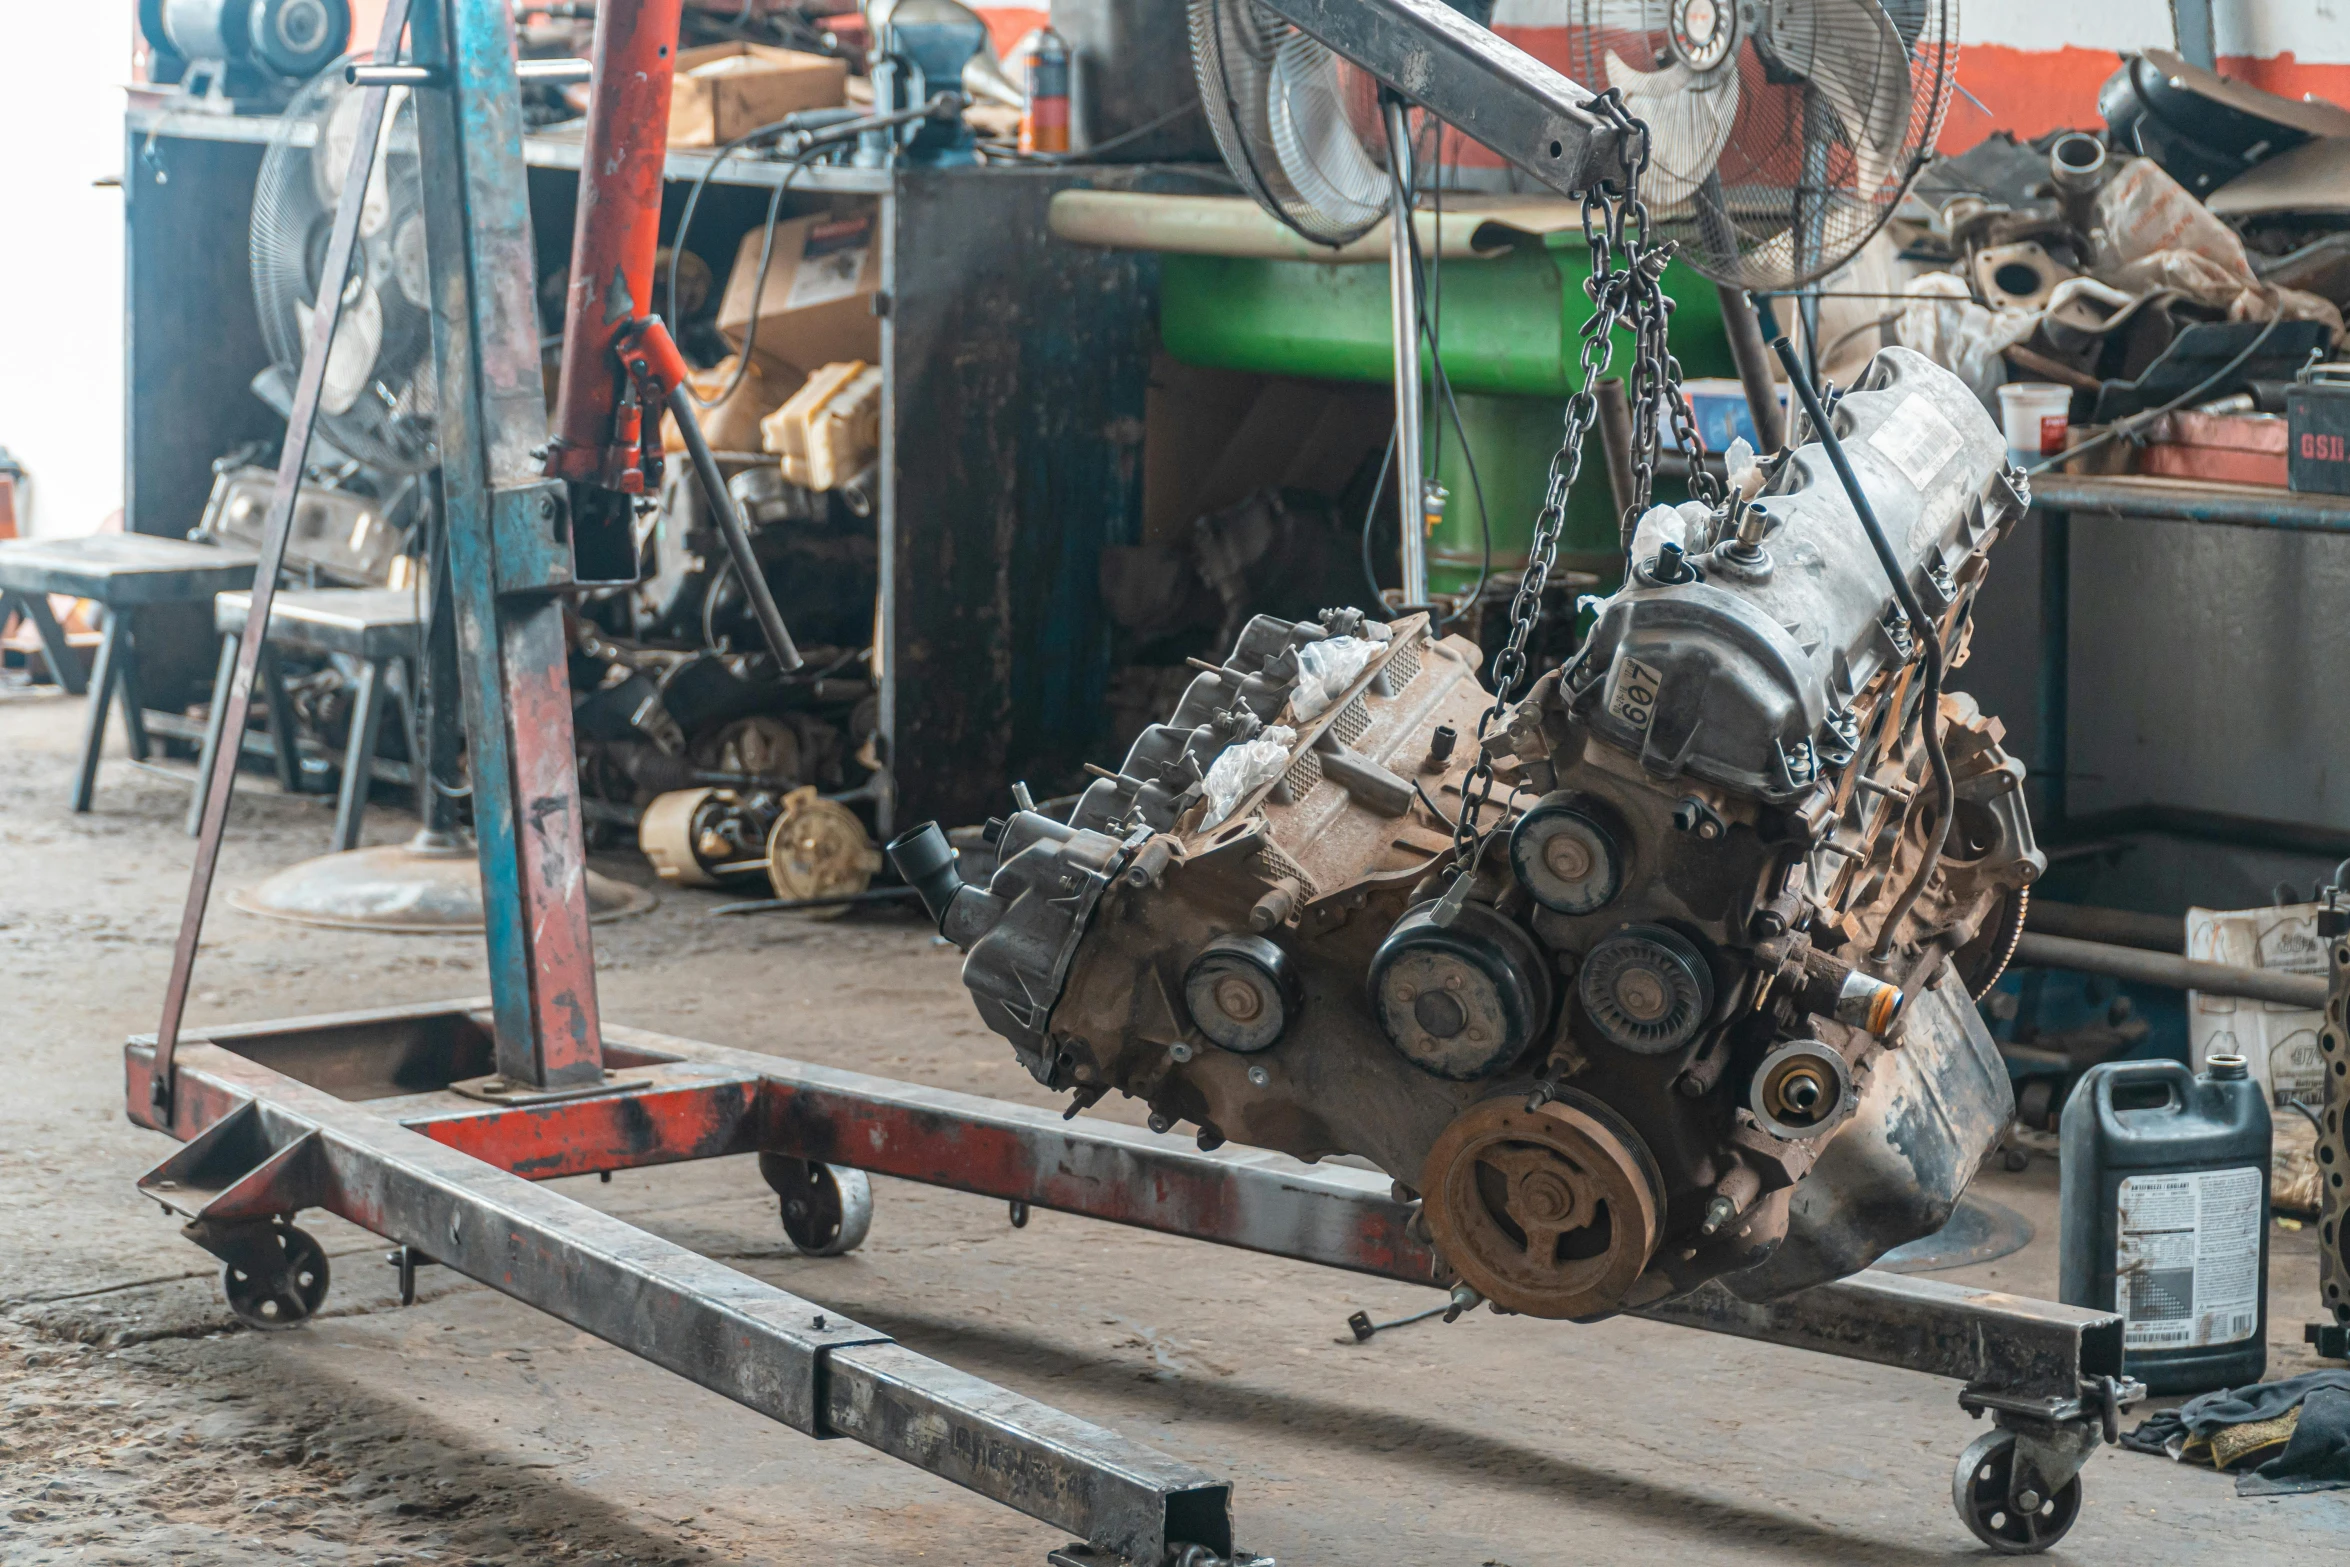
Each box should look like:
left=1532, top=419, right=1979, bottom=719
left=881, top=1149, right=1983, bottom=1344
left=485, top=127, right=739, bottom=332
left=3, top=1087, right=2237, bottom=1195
left=972, top=0, right=2349, bottom=153
left=1485, top=0, right=2350, bottom=151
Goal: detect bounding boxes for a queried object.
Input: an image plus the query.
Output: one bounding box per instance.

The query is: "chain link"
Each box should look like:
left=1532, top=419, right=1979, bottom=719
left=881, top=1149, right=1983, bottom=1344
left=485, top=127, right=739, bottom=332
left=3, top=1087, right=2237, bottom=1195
left=1450, top=92, right=1716, bottom=870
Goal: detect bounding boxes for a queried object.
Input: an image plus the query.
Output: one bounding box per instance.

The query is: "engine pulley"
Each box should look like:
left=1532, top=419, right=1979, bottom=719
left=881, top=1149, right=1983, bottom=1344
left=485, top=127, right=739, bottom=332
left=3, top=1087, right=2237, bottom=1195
left=1369, top=902, right=1553, bottom=1080
left=1508, top=796, right=1623, bottom=914
left=1183, top=934, right=1301, bottom=1054
left=1578, top=925, right=1715, bottom=1055
left=1418, top=1091, right=1665, bottom=1319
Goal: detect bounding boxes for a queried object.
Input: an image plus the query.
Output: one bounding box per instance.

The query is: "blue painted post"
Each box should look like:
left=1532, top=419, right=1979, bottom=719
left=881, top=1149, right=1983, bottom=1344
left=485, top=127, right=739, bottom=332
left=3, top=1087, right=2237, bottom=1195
left=411, top=0, right=605, bottom=1089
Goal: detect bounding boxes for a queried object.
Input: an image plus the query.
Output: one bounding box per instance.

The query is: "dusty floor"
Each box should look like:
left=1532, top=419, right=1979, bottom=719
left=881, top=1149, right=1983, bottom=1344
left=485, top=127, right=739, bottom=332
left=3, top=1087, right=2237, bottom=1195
left=3, top=689, right=2345, bottom=1566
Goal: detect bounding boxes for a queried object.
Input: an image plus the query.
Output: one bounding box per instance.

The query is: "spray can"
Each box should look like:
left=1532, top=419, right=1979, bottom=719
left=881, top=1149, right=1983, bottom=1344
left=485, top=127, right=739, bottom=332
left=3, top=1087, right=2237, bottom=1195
left=2059, top=1055, right=2272, bottom=1394
left=1021, top=26, right=1070, bottom=155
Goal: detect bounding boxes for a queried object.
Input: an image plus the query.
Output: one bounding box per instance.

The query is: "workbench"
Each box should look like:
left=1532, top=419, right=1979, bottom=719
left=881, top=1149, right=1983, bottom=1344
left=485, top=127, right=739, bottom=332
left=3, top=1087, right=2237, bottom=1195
left=1969, top=472, right=2350, bottom=865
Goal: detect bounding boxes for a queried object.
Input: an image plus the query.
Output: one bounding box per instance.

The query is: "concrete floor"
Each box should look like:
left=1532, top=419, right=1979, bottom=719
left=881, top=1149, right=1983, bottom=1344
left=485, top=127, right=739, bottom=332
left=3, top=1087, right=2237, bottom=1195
left=3, top=689, right=2345, bottom=1566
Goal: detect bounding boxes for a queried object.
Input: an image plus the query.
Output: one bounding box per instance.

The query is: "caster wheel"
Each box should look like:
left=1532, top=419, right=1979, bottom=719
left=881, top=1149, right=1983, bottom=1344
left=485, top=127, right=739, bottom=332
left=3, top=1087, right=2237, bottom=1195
left=760, top=1154, right=872, bottom=1256
left=1952, top=1428, right=2081, bottom=1554
left=221, top=1224, right=330, bottom=1331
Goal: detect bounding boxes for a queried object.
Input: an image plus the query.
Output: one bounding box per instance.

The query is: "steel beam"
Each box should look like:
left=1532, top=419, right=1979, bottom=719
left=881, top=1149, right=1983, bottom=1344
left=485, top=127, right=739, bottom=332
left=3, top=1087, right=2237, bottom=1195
left=1254, top=0, right=1624, bottom=197
left=1636, top=1272, right=2123, bottom=1412
left=127, top=1000, right=2132, bottom=1551
left=410, top=0, right=604, bottom=1088
left=128, top=1037, right=1233, bottom=1566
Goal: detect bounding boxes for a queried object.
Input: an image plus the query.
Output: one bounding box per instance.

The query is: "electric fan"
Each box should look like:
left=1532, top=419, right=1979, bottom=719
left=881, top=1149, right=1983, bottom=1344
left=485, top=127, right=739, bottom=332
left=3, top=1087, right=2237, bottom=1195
left=1188, top=0, right=1438, bottom=600
left=1564, top=0, right=1957, bottom=290
left=250, top=65, right=440, bottom=476
left=1190, top=0, right=1394, bottom=248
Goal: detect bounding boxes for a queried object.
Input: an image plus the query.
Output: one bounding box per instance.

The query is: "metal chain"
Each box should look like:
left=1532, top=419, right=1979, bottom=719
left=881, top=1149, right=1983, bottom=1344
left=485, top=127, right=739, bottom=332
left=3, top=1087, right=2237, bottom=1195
left=1450, top=93, right=1707, bottom=870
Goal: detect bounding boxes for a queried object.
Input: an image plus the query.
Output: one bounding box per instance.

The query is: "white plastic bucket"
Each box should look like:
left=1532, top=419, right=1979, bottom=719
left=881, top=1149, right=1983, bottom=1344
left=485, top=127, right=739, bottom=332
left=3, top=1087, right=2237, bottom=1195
left=1997, top=381, right=2072, bottom=462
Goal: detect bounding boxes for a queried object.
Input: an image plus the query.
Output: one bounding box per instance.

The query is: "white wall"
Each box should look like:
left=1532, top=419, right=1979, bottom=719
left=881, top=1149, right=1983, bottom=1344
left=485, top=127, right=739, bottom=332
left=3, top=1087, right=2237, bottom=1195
left=1490, top=0, right=2350, bottom=61
left=0, top=10, right=130, bottom=539
left=1960, top=0, right=2349, bottom=55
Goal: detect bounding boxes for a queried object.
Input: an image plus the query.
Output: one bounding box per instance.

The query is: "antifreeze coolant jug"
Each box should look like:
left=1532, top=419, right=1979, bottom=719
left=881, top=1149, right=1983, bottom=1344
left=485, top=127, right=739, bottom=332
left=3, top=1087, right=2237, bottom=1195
left=2059, top=1055, right=2271, bottom=1394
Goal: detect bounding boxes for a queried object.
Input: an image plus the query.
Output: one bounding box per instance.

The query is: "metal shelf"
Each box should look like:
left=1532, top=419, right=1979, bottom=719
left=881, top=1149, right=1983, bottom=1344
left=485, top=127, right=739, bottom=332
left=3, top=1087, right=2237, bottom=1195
left=2030, top=472, right=2350, bottom=533
left=131, top=104, right=897, bottom=193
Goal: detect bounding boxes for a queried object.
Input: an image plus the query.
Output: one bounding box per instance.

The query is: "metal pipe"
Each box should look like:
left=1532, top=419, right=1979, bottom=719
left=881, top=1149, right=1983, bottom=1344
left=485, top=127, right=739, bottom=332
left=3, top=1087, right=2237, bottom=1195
left=1714, top=284, right=1786, bottom=452
left=2023, top=901, right=2183, bottom=953
left=1383, top=95, right=1428, bottom=608
left=1595, top=376, right=1637, bottom=552
left=2031, top=473, right=2350, bottom=534
left=2012, top=931, right=2325, bottom=1009
left=670, top=385, right=804, bottom=671
left=713, top=886, right=923, bottom=917
left=515, top=58, right=593, bottom=83
left=347, top=63, right=446, bottom=87
left=154, top=0, right=420, bottom=1117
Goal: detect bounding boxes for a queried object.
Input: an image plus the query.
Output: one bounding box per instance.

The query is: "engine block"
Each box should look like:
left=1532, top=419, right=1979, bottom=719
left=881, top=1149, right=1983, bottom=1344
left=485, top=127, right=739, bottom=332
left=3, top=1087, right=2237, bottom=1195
left=893, top=348, right=2039, bottom=1318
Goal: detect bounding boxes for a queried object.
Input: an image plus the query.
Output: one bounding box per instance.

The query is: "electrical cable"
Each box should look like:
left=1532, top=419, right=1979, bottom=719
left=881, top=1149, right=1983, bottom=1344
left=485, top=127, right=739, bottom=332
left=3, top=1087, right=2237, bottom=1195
left=1412, top=778, right=1459, bottom=834
left=989, top=98, right=1204, bottom=164
left=2024, top=315, right=2288, bottom=476
left=669, top=140, right=823, bottom=411
left=1772, top=336, right=1952, bottom=967
left=1408, top=116, right=1491, bottom=626
left=700, top=552, right=737, bottom=653
left=1360, top=420, right=1398, bottom=609
left=1395, top=116, right=1490, bottom=628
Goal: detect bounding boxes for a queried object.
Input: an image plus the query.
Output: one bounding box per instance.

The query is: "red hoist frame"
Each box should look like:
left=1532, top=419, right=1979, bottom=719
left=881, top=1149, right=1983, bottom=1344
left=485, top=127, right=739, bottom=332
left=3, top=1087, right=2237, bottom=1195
left=125, top=1, right=2135, bottom=1562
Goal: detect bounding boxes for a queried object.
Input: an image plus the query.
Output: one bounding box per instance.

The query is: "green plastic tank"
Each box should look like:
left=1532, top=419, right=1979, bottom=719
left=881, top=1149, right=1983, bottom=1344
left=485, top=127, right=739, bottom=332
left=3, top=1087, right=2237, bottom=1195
left=1158, top=232, right=1735, bottom=595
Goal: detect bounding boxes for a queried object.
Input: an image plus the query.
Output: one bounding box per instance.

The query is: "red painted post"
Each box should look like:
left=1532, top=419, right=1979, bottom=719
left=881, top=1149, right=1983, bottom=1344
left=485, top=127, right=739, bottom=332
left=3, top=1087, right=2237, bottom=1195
left=544, top=0, right=687, bottom=488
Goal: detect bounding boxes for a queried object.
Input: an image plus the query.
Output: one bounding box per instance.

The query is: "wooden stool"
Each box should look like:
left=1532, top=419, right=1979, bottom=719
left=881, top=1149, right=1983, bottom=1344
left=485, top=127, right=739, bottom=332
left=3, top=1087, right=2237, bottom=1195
left=0, top=534, right=260, bottom=811
left=202, top=588, right=427, bottom=853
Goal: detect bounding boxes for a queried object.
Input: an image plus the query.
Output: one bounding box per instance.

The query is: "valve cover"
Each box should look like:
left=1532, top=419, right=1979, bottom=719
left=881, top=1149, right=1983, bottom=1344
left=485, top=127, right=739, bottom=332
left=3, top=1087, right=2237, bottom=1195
left=903, top=348, right=2036, bottom=1318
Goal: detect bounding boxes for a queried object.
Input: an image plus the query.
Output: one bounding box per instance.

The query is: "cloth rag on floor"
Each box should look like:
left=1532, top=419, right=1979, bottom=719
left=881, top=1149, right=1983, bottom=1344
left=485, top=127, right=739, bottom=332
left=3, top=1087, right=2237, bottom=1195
left=2121, top=1370, right=2350, bottom=1495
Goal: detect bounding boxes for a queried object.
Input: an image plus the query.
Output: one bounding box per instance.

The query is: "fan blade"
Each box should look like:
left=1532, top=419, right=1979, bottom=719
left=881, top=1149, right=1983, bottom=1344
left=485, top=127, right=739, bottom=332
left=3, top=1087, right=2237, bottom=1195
left=293, top=284, right=384, bottom=419
left=1601, top=50, right=1739, bottom=209
left=315, top=82, right=403, bottom=236
left=1268, top=33, right=1387, bottom=239
left=1765, top=0, right=1912, bottom=196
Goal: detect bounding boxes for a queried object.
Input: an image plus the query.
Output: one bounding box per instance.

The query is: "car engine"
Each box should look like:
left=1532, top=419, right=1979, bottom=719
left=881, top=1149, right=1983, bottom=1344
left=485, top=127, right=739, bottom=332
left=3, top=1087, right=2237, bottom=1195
left=891, top=346, right=2040, bottom=1319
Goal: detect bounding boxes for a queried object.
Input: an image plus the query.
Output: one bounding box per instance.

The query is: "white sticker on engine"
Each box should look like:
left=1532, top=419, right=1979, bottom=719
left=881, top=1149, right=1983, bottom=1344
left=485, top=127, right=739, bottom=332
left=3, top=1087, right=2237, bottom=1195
left=1867, top=393, right=1965, bottom=491
left=1607, top=655, right=1663, bottom=733
left=2115, top=1166, right=2263, bottom=1350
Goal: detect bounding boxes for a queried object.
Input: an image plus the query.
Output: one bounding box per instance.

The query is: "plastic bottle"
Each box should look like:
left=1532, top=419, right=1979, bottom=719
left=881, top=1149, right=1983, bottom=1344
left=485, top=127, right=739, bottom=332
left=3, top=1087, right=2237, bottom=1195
left=1020, top=26, right=1070, bottom=156
left=2059, top=1055, right=2271, bottom=1394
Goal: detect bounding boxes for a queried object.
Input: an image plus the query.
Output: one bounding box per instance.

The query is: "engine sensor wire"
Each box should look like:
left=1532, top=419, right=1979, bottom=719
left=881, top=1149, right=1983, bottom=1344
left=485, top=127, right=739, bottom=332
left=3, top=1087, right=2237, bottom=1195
left=1770, top=337, right=1952, bottom=965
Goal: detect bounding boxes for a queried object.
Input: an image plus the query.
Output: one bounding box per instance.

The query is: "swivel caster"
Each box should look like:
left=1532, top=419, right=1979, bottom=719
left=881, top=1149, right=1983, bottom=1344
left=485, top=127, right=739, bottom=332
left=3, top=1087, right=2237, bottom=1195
left=219, top=1222, right=330, bottom=1331
left=1952, top=1427, right=2082, bottom=1554
left=759, top=1153, right=872, bottom=1256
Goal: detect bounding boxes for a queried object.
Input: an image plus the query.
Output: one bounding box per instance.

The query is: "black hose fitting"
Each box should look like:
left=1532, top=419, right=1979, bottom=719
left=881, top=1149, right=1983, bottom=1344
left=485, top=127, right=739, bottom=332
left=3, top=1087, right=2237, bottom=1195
left=885, top=822, right=963, bottom=932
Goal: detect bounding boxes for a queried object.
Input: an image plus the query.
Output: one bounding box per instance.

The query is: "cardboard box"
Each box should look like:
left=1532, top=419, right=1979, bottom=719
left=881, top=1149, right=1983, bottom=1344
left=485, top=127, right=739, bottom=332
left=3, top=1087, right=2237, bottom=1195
left=762, top=361, right=881, bottom=491
left=2139, top=409, right=2289, bottom=487
left=669, top=43, right=846, bottom=148
left=716, top=213, right=882, bottom=375
left=2185, top=901, right=2329, bottom=1109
